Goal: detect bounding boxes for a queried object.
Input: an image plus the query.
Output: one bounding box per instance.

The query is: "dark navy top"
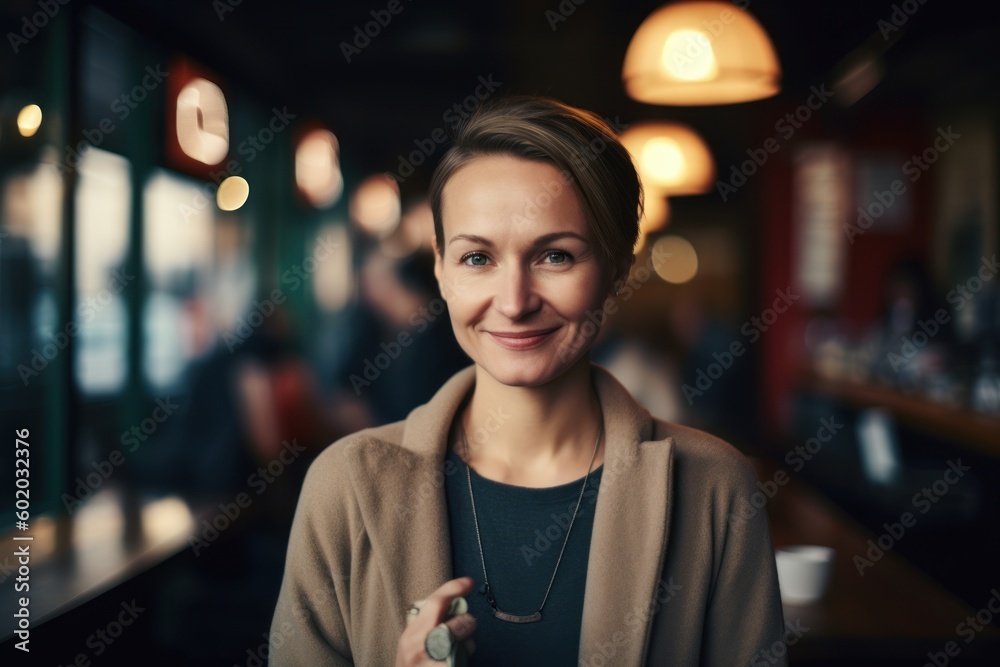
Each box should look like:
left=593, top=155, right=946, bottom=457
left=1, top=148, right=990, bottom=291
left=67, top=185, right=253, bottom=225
left=443, top=445, right=604, bottom=666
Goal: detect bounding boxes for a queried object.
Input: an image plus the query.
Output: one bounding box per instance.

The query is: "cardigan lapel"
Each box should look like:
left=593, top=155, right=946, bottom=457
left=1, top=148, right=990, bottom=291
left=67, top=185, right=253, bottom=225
left=349, top=361, right=674, bottom=666
left=576, top=364, right=674, bottom=666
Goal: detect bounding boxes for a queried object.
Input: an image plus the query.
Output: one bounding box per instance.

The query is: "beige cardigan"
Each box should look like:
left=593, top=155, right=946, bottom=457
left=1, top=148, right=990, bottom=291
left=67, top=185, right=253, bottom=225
left=269, top=362, right=787, bottom=666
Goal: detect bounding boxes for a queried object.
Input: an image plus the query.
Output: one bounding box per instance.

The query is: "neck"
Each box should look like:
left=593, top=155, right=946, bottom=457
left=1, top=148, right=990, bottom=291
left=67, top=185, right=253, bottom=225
left=457, top=356, right=603, bottom=480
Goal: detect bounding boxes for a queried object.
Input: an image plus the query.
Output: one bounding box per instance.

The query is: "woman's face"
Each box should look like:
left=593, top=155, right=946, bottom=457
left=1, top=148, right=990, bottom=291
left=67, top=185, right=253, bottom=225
left=434, top=154, right=623, bottom=387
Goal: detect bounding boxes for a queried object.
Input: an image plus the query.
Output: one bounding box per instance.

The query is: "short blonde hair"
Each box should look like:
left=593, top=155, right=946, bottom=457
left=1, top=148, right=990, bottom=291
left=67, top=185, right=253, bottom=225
left=428, top=95, right=641, bottom=272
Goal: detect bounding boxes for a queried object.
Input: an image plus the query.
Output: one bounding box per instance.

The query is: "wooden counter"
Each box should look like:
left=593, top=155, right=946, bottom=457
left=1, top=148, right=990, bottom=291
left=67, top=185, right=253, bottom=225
left=797, top=372, right=1000, bottom=459
left=750, top=455, right=1000, bottom=661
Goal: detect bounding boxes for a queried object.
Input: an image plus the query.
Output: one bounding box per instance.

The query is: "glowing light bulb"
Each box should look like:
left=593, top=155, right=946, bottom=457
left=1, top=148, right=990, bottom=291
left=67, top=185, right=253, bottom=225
left=661, top=30, right=718, bottom=81
left=17, top=104, right=43, bottom=137
left=217, top=176, right=249, bottom=211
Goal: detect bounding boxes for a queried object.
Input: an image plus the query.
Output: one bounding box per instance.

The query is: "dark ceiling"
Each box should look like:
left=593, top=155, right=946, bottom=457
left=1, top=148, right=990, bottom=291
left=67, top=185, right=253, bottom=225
left=19, top=0, right=1000, bottom=185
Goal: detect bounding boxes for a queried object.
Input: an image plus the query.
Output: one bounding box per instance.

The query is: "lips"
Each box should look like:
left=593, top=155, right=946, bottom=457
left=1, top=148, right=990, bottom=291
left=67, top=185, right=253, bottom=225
left=487, top=327, right=560, bottom=350
left=488, top=328, right=560, bottom=339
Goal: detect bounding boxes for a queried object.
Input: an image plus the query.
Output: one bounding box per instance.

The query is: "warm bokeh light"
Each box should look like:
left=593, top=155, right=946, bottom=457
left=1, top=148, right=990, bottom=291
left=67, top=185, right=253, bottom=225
left=216, top=175, right=250, bottom=211
left=176, top=77, right=230, bottom=164
left=793, top=145, right=849, bottom=307
left=141, top=495, right=195, bottom=544
left=622, top=122, right=715, bottom=195
left=402, top=199, right=435, bottom=250
left=381, top=198, right=435, bottom=258
left=661, top=30, right=718, bottom=81
left=23, top=147, right=63, bottom=262
left=23, top=514, right=58, bottom=561
left=623, top=1, right=781, bottom=105
left=296, top=128, right=344, bottom=209
left=143, top=170, right=215, bottom=291
left=349, top=174, right=401, bottom=238
left=17, top=104, right=43, bottom=137
left=652, top=234, right=698, bottom=283
left=643, top=137, right=686, bottom=186
left=77, top=148, right=131, bottom=293
left=72, top=489, right=125, bottom=563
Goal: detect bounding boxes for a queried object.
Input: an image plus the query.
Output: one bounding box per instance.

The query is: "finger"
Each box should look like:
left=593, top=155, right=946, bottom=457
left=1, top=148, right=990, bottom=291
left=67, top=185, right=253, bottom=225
left=443, top=611, right=476, bottom=640
left=463, top=637, right=476, bottom=655
left=434, top=576, right=475, bottom=599
left=411, top=577, right=475, bottom=636
left=421, top=577, right=475, bottom=624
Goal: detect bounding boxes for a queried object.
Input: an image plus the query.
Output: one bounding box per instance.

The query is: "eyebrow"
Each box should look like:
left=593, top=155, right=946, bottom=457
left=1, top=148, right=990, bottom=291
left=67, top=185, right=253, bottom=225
left=447, top=231, right=590, bottom=248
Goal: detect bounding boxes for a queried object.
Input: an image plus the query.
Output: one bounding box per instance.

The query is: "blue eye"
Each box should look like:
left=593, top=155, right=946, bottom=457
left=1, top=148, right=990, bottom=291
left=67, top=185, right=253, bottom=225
left=461, top=252, right=489, bottom=267
left=547, top=251, right=572, bottom=264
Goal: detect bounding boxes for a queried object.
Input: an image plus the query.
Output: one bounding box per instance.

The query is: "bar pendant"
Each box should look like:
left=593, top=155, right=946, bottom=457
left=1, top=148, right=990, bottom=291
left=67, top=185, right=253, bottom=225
left=493, top=609, right=542, bottom=623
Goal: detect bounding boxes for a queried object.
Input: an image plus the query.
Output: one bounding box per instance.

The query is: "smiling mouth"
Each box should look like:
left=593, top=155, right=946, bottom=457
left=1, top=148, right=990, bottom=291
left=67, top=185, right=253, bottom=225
left=486, top=327, right=560, bottom=350
left=487, top=328, right=560, bottom=339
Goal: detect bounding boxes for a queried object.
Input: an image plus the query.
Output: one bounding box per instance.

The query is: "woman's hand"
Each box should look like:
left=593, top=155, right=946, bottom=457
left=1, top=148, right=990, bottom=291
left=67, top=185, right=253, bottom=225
left=396, top=576, right=478, bottom=666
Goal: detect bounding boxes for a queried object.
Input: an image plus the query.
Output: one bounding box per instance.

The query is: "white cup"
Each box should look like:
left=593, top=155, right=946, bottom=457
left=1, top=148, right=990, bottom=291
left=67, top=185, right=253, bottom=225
left=775, top=545, right=835, bottom=605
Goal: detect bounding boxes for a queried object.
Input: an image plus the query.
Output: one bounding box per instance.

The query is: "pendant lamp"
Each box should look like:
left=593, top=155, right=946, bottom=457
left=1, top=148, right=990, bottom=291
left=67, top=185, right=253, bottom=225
left=623, top=1, right=781, bottom=105
left=621, top=122, right=715, bottom=196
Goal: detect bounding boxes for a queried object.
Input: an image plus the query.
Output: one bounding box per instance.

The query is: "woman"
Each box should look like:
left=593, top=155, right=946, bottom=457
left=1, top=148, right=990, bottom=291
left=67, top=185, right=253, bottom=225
left=269, top=95, right=787, bottom=666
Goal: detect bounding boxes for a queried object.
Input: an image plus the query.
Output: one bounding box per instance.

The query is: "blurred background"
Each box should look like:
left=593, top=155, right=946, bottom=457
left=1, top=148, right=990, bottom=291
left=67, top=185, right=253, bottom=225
left=1, top=0, right=998, bottom=664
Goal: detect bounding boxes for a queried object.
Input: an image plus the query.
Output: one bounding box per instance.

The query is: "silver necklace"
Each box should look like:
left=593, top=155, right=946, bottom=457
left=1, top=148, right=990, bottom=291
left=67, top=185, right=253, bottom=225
left=459, top=413, right=602, bottom=624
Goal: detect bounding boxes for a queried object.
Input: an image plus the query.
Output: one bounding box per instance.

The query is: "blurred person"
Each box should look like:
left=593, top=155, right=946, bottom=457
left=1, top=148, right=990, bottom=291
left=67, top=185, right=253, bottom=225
left=235, top=308, right=349, bottom=490
left=141, top=300, right=342, bottom=502
left=270, top=95, right=785, bottom=666
left=327, top=244, right=470, bottom=426
left=145, top=306, right=352, bottom=662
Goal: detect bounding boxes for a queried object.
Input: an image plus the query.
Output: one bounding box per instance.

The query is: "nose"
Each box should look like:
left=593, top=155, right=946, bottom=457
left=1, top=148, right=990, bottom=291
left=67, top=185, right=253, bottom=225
left=493, top=264, right=540, bottom=320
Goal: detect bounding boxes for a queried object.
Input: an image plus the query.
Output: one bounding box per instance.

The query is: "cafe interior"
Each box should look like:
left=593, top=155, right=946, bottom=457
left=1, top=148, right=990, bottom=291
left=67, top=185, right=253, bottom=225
left=1, top=0, right=998, bottom=663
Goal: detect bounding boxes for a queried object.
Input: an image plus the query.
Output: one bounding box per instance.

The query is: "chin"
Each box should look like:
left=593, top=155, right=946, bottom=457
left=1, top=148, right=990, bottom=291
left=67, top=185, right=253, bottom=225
left=497, top=370, right=558, bottom=388
left=474, top=347, right=589, bottom=388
